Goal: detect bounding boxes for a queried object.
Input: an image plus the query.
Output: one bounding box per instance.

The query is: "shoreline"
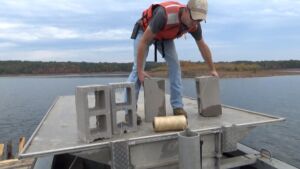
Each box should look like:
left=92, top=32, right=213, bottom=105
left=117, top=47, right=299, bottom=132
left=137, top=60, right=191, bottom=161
left=0, top=72, right=130, bottom=78
left=150, top=69, right=300, bottom=79
left=0, top=69, right=300, bottom=79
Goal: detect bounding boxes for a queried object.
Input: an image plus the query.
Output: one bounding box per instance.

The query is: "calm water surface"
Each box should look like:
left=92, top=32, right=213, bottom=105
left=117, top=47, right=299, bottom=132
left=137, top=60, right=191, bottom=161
left=0, top=75, right=299, bottom=167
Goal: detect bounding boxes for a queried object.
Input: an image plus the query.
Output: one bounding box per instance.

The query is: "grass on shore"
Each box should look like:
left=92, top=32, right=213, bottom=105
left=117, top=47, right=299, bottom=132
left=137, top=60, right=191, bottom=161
left=148, top=61, right=300, bottom=78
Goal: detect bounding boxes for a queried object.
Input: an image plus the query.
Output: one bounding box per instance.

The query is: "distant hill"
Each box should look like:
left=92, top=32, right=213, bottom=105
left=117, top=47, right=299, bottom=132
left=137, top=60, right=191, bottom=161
left=0, top=60, right=299, bottom=77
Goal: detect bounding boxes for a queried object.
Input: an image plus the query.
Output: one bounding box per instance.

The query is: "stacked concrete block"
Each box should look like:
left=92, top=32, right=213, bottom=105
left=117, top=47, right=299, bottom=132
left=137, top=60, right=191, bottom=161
left=76, top=85, right=112, bottom=143
left=195, top=76, right=222, bottom=117
left=109, top=82, right=137, bottom=134
left=144, top=78, right=166, bottom=122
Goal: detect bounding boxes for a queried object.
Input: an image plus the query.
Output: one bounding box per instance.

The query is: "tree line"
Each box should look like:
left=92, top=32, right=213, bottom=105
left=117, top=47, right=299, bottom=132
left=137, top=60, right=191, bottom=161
left=0, top=61, right=163, bottom=75
left=0, top=60, right=299, bottom=75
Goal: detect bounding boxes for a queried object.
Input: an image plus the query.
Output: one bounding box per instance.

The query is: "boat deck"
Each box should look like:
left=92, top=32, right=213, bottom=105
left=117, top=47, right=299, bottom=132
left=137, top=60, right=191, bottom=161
left=19, top=92, right=284, bottom=159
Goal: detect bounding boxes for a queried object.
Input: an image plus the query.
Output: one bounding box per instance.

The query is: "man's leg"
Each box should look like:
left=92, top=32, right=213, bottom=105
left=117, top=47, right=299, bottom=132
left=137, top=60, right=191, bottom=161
left=157, top=40, right=184, bottom=109
left=127, top=30, right=150, bottom=101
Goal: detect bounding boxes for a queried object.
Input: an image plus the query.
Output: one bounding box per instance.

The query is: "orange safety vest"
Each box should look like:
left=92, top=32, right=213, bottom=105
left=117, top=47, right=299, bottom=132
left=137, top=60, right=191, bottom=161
left=141, top=1, right=197, bottom=40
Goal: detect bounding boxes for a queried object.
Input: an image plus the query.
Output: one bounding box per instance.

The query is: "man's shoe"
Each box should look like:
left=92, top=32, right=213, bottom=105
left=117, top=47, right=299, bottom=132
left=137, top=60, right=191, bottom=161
left=173, top=108, right=187, bottom=117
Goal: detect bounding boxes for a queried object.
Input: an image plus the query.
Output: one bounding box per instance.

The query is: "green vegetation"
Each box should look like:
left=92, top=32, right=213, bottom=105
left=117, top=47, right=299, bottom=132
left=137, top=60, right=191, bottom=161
left=0, top=61, right=163, bottom=75
left=0, top=60, right=299, bottom=75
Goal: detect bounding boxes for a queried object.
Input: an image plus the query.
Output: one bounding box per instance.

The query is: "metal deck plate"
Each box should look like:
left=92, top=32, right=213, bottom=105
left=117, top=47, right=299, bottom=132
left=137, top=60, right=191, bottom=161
left=19, top=92, right=284, bottom=159
left=111, top=140, right=130, bottom=169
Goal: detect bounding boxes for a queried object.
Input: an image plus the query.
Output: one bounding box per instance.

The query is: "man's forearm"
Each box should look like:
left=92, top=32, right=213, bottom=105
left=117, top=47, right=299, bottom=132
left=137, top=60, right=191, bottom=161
left=202, top=44, right=216, bottom=71
left=197, top=40, right=216, bottom=71
left=137, top=40, right=147, bottom=74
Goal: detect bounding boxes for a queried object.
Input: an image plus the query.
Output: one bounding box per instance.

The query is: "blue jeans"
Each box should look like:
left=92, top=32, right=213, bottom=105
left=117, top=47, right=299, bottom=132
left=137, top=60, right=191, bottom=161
left=127, top=30, right=183, bottom=109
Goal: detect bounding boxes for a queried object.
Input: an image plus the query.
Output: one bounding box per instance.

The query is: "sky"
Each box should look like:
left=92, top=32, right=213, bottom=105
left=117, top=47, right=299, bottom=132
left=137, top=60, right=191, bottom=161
left=0, top=0, right=299, bottom=63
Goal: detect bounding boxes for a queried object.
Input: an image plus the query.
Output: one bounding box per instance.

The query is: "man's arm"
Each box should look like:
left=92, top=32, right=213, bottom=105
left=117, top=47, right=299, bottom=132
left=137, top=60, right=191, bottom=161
left=196, top=38, right=219, bottom=77
left=137, top=26, right=156, bottom=83
left=137, top=6, right=166, bottom=83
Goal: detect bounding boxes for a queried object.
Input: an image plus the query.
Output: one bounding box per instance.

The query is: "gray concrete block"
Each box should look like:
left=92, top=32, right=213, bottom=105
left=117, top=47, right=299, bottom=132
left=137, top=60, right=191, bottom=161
left=195, top=76, right=222, bottom=117
left=109, top=82, right=137, bottom=134
left=144, top=78, right=166, bottom=122
left=76, top=85, right=112, bottom=143
left=76, top=85, right=111, bottom=116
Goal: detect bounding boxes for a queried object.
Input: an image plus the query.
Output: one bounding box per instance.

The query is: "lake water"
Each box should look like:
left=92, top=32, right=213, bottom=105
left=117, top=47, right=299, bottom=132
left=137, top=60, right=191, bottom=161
left=0, top=75, right=299, bottom=167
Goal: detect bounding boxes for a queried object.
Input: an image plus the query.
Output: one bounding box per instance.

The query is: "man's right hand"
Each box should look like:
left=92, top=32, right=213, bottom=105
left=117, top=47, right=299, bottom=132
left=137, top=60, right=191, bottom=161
left=210, top=70, right=219, bottom=77
left=138, top=71, right=151, bottom=84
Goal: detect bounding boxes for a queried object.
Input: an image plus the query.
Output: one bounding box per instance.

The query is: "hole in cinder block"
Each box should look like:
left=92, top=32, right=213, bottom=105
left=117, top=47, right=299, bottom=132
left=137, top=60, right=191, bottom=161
left=96, top=115, right=107, bottom=132
left=116, top=110, right=126, bottom=124
left=95, top=90, right=105, bottom=109
left=114, top=87, right=132, bottom=105
left=89, top=115, right=107, bottom=133
left=116, top=109, right=134, bottom=127
left=89, top=116, right=97, bottom=129
left=88, top=90, right=106, bottom=110
left=88, top=92, right=95, bottom=109
left=126, top=109, right=134, bottom=127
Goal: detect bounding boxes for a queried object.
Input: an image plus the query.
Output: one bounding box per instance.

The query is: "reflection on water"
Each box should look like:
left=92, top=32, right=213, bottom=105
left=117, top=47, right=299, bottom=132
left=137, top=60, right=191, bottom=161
left=0, top=75, right=299, bottom=167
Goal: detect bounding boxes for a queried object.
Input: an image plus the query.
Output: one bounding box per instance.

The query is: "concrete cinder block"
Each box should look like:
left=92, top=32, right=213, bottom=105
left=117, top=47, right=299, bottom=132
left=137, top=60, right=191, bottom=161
left=195, top=76, right=222, bottom=117
left=109, top=82, right=137, bottom=134
left=76, top=85, right=112, bottom=143
left=144, top=78, right=166, bottom=122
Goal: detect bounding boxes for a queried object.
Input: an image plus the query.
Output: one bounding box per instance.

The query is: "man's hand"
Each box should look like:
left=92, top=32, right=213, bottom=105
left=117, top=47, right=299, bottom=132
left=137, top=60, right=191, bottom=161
left=138, top=70, right=151, bottom=84
left=210, top=70, right=219, bottom=77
